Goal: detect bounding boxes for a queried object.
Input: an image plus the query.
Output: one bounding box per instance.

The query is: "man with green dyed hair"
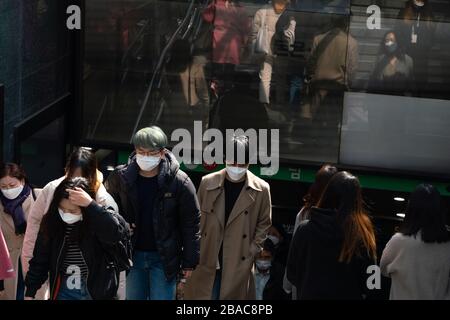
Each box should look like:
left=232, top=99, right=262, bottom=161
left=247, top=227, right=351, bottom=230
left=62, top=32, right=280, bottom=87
left=106, top=126, right=200, bottom=300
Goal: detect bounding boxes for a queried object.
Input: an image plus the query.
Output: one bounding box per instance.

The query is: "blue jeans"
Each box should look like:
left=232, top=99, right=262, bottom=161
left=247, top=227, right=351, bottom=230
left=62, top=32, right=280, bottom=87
left=289, top=75, right=303, bottom=109
left=56, top=276, right=92, bottom=300
left=126, top=250, right=176, bottom=300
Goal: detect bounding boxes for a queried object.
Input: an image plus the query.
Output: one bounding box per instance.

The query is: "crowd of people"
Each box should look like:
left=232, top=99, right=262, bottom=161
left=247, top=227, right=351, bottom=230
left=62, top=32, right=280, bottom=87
left=0, top=125, right=449, bottom=300
left=160, top=0, right=440, bottom=154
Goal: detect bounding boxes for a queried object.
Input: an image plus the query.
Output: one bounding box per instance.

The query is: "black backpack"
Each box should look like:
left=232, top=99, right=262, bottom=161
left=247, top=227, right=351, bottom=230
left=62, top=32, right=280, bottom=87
left=93, top=212, right=133, bottom=300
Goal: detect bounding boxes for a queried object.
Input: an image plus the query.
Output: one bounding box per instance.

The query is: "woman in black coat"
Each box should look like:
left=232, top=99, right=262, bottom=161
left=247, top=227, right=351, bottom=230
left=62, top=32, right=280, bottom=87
left=24, top=177, right=130, bottom=300
left=287, top=171, right=377, bottom=300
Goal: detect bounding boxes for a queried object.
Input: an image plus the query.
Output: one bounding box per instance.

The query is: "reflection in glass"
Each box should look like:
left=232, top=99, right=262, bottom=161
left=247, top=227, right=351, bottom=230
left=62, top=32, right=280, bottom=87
left=81, top=0, right=450, bottom=175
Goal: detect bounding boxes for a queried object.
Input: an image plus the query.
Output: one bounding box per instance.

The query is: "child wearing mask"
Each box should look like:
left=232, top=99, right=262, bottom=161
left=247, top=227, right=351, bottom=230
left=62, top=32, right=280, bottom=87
left=254, top=240, right=274, bottom=300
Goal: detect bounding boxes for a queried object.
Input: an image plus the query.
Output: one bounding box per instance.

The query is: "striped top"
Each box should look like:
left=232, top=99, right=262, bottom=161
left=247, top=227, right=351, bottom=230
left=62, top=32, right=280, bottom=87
left=60, top=223, right=88, bottom=278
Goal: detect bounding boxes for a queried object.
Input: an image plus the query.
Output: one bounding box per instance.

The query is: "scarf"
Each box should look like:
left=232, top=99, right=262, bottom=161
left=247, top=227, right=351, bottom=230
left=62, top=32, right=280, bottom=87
left=0, top=184, right=31, bottom=235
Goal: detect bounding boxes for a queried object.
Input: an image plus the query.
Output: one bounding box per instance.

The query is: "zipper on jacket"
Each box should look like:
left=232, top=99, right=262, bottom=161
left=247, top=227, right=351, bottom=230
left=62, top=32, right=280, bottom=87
left=79, top=249, right=92, bottom=299
left=51, top=237, right=66, bottom=299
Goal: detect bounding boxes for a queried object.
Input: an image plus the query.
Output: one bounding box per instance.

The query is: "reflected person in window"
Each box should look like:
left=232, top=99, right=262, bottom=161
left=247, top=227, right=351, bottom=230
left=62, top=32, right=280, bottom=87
left=369, top=31, right=414, bottom=96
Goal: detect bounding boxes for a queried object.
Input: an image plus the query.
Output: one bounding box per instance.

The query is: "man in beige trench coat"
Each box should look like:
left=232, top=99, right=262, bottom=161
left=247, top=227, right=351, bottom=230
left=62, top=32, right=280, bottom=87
left=184, top=136, right=272, bottom=300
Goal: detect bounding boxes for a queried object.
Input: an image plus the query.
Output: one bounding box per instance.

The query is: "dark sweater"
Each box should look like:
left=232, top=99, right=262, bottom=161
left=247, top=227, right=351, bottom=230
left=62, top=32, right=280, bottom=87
left=218, top=178, right=245, bottom=270
left=224, top=178, right=245, bottom=226
left=60, top=223, right=88, bottom=278
left=287, top=207, right=375, bottom=300
left=135, top=174, right=159, bottom=251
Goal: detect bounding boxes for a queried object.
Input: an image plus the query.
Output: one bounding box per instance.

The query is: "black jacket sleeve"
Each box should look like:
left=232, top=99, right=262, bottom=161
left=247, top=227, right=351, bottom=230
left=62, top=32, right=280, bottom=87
left=83, top=202, right=129, bottom=246
left=24, top=230, right=51, bottom=298
left=104, top=169, right=124, bottom=214
left=274, top=12, right=291, bottom=56
left=177, top=175, right=201, bottom=270
left=286, top=221, right=309, bottom=292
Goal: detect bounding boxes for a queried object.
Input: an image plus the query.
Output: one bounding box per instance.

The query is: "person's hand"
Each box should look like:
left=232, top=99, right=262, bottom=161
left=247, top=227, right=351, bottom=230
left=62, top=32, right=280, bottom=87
left=66, top=187, right=93, bottom=208
left=182, top=269, right=193, bottom=279
left=24, top=296, right=34, bottom=300
left=0, top=290, right=5, bottom=298
left=126, top=223, right=136, bottom=236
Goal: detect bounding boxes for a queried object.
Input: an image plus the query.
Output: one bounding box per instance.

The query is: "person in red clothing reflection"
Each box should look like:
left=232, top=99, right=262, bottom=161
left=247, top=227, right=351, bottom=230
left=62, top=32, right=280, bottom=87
left=203, top=0, right=251, bottom=91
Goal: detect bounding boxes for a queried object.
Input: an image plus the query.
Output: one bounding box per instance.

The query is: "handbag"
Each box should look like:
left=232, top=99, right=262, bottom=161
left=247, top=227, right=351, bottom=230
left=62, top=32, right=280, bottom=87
left=254, top=9, right=270, bottom=55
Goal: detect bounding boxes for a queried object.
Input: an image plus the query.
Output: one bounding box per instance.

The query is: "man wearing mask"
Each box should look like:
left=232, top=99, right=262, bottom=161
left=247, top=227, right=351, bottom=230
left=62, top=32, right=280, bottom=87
left=105, top=126, right=201, bottom=300
left=184, top=135, right=272, bottom=300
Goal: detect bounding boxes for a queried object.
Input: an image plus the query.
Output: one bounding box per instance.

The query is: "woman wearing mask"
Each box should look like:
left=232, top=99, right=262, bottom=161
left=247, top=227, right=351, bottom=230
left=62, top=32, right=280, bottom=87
left=369, top=31, right=414, bottom=96
left=287, top=171, right=377, bottom=299
left=380, top=184, right=450, bottom=300
left=0, top=163, right=39, bottom=300
left=24, top=177, right=129, bottom=300
left=22, top=147, right=120, bottom=299
left=395, top=0, right=435, bottom=95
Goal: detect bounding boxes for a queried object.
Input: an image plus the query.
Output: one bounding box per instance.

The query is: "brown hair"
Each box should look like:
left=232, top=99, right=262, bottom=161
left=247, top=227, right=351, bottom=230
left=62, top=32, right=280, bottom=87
left=317, top=171, right=377, bottom=264
left=303, top=164, right=338, bottom=210
left=0, top=163, right=28, bottom=184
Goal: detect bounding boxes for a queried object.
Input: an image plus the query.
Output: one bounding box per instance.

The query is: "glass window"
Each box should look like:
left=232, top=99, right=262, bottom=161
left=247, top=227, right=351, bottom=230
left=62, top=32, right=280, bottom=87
left=0, top=0, right=71, bottom=160
left=82, top=0, right=450, bottom=175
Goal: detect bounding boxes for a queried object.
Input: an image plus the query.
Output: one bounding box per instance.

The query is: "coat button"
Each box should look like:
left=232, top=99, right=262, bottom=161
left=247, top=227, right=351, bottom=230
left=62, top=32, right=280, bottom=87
left=244, top=211, right=248, bottom=215
left=204, top=232, right=207, bottom=236
left=241, top=256, right=245, bottom=261
left=211, top=209, right=214, bottom=213
left=243, top=234, right=247, bottom=239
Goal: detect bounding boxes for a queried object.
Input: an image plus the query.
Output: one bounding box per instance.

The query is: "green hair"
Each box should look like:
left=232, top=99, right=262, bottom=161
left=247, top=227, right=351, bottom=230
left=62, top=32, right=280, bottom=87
left=132, top=126, right=168, bottom=150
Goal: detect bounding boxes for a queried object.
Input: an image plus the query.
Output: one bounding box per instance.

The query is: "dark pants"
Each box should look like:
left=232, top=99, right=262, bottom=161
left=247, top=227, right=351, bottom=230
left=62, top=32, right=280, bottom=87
left=211, top=270, right=222, bottom=300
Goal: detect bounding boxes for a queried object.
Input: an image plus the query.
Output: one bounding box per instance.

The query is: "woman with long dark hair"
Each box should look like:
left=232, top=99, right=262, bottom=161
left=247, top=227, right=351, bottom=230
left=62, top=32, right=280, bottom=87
left=381, top=184, right=450, bottom=300
left=369, top=30, right=414, bottom=96
left=283, top=164, right=338, bottom=299
left=21, top=147, right=121, bottom=299
left=21, top=147, right=117, bottom=275
left=296, top=164, right=338, bottom=226
left=287, top=171, right=377, bottom=299
left=24, top=177, right=129, bottom=300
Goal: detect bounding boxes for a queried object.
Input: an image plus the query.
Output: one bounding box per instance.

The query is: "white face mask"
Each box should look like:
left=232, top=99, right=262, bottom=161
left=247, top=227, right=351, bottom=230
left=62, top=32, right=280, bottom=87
left=136, top=154, right=161, bottom=172
left=414, top=0, right=425, bottom=7
left=267, top=235, right=280, bottom=246
left=225, top=165, right=247, bottom=181
left=58, top=208, right=83, bottom=224
left=1, top=185, right=24, bottom=200
left=256, top=259, right=271, bottom=271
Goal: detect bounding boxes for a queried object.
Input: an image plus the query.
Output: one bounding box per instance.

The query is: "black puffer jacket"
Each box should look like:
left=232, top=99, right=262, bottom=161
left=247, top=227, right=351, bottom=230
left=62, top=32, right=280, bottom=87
left=105, top=150, right=200, bottom=281
left=25, top=202, right=130, bottom=300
